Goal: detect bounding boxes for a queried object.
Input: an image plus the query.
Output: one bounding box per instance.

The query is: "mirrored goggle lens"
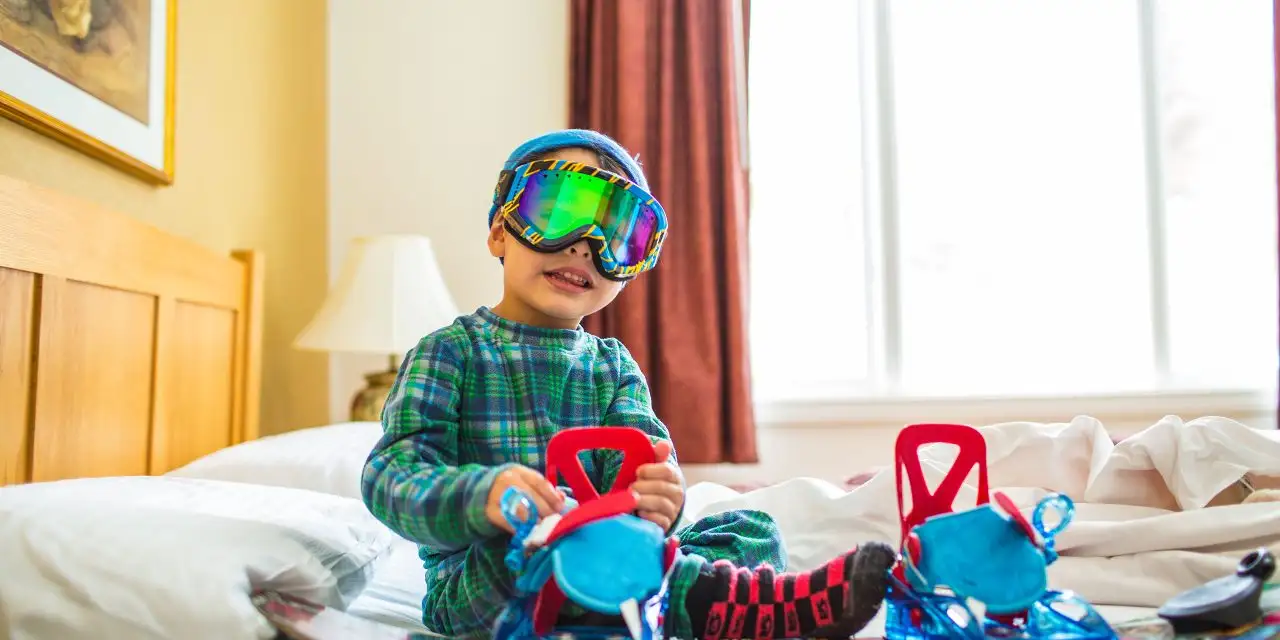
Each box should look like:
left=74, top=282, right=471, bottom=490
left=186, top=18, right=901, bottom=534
left=515, top=170, right=662, bottom=267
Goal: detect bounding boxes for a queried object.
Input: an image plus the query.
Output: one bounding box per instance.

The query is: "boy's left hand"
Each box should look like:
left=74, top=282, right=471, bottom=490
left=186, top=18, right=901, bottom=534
left=631, top=440, right=685, bottom=533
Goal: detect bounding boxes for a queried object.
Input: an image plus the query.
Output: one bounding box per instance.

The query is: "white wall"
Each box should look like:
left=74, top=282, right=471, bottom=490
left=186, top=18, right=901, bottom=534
left=327, top=0, right=570, bottom=421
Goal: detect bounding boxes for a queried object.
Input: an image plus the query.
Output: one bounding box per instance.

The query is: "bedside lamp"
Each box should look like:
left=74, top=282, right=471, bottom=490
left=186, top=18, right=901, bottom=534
left=295, top=234, right=460, bottom=422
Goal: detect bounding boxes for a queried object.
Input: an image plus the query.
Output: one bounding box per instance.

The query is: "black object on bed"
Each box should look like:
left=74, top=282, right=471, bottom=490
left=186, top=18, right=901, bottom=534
left=1157, top=548, right=1276, bottom=635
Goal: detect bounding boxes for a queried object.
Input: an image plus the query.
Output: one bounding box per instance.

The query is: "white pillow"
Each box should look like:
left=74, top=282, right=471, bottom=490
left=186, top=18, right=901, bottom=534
left=167, top=421, right=384, bottom=499
left=0, top=476, right=396, bottom=640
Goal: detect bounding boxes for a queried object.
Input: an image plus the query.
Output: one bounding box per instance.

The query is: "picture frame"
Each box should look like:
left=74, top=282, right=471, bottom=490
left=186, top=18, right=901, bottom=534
left=0, top=0, right=176, bottom=185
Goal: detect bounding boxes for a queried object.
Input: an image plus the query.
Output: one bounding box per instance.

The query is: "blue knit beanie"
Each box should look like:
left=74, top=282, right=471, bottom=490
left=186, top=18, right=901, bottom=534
left=486, top=129, right=647, bottom=229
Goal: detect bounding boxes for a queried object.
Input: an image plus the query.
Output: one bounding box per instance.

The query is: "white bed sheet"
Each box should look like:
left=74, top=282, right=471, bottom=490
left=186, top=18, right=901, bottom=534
left=348, top=536, right=435, bottom=634
left=683, top=415, right=1280, bottom=611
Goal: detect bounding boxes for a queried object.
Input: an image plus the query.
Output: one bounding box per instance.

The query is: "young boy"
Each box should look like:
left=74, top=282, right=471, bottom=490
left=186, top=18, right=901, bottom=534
left=361, top=129, right=895, bottom=639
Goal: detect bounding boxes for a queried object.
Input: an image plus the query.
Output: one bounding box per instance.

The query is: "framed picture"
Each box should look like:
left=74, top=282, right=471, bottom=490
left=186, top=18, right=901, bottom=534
left=0, top=0, right=176, bottom=184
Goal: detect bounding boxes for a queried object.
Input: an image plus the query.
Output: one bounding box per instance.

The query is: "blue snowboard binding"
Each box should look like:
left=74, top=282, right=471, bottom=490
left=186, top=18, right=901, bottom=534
left=884, top=423, right=1117, bottom=640
left=492, top=427, right=678, bottom=640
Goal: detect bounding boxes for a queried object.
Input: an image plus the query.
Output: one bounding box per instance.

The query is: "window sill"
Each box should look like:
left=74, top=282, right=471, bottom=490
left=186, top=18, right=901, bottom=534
left=755, top=387, right=1277, bottom=430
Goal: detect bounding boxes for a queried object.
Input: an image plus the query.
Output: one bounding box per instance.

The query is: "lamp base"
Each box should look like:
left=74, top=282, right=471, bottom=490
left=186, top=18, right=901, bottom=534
left=350, top=367, right=398, bottom=423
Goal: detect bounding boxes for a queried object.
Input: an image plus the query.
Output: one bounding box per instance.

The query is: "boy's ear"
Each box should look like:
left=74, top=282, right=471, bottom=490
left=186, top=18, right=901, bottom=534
left=487, top=221, right=507, bottom=259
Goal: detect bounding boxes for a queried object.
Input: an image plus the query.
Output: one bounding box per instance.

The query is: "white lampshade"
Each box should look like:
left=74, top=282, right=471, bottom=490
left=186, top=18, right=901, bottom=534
left=294, top=235, right=461, bottom=355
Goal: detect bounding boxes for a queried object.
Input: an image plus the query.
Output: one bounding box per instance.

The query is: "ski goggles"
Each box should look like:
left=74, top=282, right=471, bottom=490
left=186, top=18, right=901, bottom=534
left=492, top=159, right=668, bottom=280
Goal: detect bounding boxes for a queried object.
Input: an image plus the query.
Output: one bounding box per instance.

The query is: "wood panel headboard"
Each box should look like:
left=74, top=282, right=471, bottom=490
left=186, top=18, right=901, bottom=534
left=0, top=175, right=263, bottom=486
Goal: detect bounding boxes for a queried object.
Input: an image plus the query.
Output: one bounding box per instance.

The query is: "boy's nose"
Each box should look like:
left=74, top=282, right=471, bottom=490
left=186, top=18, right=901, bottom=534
left=563, top=240, right=592, bottom=260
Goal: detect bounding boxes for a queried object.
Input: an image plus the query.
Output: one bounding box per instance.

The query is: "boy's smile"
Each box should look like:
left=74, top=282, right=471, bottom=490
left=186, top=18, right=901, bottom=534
left=544, top=265, right=595, bottom=294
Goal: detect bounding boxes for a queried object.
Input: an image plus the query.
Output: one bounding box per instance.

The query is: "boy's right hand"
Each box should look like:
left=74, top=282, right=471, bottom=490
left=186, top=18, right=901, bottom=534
left=485, top=465, right=566, bottom=533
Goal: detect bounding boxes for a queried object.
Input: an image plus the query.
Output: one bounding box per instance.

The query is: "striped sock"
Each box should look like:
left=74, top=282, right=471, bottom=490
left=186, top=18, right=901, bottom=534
left=683, top=542, right=896, bottom=639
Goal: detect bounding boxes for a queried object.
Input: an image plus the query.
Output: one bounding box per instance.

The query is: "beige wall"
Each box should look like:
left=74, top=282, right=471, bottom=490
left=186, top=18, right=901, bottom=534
left=0, top=0, right=331, bottom=435
left=326, top=0, right=570, bottom=421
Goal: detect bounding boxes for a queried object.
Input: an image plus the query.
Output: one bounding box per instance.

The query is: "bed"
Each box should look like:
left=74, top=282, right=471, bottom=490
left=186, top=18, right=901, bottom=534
left=155, top=415, right=1280, bottom=638
left=2, top=173, right=1277, bottom=639
left=0, top=174, right=421, bottom=639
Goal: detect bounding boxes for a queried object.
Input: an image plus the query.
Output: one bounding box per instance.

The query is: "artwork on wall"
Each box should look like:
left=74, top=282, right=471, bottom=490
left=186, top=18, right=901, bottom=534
left=0, top=0, right=175, bottom=184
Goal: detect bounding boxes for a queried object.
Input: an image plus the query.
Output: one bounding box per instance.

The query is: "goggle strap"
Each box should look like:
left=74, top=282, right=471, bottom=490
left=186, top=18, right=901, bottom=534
left=492, top=169, right=517, bottom=206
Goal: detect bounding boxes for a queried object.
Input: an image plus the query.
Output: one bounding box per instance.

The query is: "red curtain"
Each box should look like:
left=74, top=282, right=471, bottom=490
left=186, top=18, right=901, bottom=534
left=572, top=0, right=757, bottom=463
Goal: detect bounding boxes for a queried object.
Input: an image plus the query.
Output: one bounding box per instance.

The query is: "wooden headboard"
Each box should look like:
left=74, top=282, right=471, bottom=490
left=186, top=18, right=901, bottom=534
left=0, top=175, right=263, bottom=486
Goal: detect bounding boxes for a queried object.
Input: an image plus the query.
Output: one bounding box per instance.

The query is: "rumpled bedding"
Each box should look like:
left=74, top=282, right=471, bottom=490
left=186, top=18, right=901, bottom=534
left=682, top=415, right=1280, bottom=610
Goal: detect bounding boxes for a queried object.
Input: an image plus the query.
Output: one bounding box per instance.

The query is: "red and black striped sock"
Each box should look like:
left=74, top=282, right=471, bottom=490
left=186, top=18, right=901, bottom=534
left=683, top=542, right=896, bottom=639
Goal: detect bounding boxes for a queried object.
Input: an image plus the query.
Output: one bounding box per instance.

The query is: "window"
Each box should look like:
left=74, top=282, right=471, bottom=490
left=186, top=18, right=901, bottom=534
left=748, top=1, right=1278, bottom=406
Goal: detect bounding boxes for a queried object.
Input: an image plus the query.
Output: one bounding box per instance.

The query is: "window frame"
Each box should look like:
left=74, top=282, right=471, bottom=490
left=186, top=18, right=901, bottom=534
left=753, top=0, right=1278, bottom=428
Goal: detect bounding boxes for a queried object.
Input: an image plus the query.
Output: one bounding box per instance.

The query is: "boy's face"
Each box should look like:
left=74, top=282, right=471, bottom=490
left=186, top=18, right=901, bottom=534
left=488, top=147, right=628, bottom=328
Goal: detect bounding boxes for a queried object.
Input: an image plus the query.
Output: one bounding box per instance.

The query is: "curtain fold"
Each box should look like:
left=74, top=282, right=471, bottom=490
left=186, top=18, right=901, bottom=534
left=571, top=0, right=758, bottom=463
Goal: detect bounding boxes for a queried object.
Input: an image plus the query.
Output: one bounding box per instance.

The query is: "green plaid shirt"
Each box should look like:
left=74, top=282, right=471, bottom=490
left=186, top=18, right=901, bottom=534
left=360, top=306, right=685, bottom=637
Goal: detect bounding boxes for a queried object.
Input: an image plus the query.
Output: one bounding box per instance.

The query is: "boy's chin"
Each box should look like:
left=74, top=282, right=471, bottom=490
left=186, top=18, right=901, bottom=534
left=532, top=299, right=597, bottom=323
left=527, top=289, right=614, bottom=323
left=532, top=286, right=618, bottom=319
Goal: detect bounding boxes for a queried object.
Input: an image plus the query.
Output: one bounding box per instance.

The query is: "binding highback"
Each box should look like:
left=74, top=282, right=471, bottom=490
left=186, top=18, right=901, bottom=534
left=894, top=423, right=990, bottom=542
left=530, top=427, right=658, bottom=635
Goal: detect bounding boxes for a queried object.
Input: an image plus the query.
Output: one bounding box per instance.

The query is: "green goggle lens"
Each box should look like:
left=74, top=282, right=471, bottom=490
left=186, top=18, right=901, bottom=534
left=496, top=161, right=668, bottom=279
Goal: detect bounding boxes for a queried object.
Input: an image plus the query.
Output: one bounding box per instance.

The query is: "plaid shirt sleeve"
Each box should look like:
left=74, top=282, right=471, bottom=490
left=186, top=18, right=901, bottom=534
left=361, top=331, right=510, bottom=553
left=595, top=340, right=687, bottom=534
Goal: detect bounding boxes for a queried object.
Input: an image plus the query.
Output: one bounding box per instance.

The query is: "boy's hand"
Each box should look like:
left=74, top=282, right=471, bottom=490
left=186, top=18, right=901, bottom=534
left=632, top=440, right=685, bottom=533
left=485, top=465, right=566, bottom=534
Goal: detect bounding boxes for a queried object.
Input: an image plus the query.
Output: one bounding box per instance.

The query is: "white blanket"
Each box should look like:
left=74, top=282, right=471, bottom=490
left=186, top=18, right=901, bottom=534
left=682, top=415, right=1280, bottom=610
